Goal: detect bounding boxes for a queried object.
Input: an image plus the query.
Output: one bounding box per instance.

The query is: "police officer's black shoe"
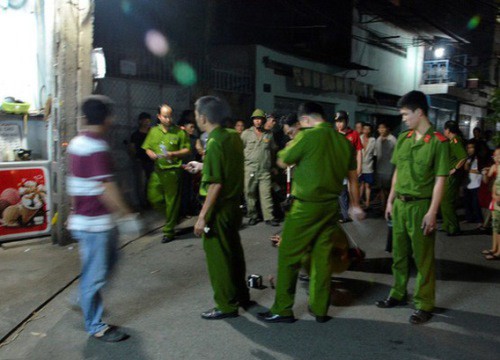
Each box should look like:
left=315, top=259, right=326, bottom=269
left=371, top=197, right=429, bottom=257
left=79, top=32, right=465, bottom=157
left=375, top=297, right=407, bottom=308
left=161, top=236, right=175, bottom=244
left=248, top=218, right=259, bottom=226
left=265, top=219, right=280, bottom=226
left=308, top=307, right=332, bottom=323
left=409, top=309, right=432, bottom=325
left=201, top=308, right=238, bottom=320
left=257, top=311, right=296, bottom=323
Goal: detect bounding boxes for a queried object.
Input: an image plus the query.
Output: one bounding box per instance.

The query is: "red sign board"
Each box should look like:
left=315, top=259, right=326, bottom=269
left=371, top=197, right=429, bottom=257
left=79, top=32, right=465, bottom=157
left=0, top=167, right=51, bottom=240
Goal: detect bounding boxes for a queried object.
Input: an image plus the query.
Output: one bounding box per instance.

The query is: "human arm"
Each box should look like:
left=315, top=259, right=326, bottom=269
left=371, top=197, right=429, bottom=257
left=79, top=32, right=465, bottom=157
left=421, top=176, right=446, bottom=236
left=450, top=158, right=466, bottom=175
left=194, top=183, right=222, bottom=237
left=385, top=169, right=398, bottom=220
left=356, top=150, right=362, bottom=176
left=100, top=181, right=133, bottom=217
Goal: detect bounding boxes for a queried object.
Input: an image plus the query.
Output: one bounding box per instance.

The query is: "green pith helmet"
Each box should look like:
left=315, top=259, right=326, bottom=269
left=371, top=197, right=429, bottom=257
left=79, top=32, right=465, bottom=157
left=251, top=109, right=266, bottom=119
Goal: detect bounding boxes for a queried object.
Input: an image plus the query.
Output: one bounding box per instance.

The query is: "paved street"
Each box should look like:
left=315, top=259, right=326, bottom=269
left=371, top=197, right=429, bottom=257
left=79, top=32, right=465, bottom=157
left=0, top=215, right=499, bottom=360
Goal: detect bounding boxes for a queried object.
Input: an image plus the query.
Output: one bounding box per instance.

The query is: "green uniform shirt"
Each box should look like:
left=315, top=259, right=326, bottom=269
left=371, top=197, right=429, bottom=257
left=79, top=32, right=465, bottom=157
left=448, top=135, right=467, bottom=170
left=278, top=122, right=356, bottom=202
left=241, top=126, right=276, bottom=172
left=142, top=124, right=190, bottom=170
left=200, top=127, right=244, bottom=202
left=391, top=127, right=449, bottom=198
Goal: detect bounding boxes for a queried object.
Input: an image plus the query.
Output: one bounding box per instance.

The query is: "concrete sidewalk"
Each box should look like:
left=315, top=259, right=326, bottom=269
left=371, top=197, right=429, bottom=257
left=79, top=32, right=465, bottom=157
left=0, top=216, right=499, bottom=360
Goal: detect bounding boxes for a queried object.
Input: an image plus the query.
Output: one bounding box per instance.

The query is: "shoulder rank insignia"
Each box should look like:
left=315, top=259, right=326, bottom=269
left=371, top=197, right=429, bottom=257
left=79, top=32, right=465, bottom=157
left=406, top=130, right=414, bottom=138
left=434, top=132, right=447, bottom=142
left=424, top=134, right=431, bottom=143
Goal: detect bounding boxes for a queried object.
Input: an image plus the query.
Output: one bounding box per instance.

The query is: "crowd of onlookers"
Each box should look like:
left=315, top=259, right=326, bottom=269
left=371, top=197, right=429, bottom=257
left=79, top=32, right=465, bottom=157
left=128, top=107, right=499, bottom=257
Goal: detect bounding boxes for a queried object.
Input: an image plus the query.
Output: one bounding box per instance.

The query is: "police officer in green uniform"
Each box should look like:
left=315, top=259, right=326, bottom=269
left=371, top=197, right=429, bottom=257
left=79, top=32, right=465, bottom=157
left=188, top=96, right=251, bottom=320
left=241, top=109, right=279, bottom=226
left=142, top=104, right=190, bottom=243
left=441, top=121, right=467, bottom=236
left=258, top=102, right=364, bottom=323
left=376, top=91, right=449, bottom=325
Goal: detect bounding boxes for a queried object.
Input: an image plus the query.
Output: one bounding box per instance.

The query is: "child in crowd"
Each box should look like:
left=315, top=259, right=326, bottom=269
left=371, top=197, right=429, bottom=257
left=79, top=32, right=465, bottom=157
left=483, top=147, right=500, bottom=260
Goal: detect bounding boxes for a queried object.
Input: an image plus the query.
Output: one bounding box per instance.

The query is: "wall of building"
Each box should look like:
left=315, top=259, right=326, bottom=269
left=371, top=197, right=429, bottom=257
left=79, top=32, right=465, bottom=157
left=254, top=45, right=359, bottom=123
left=0, top=0, right=54, bottom=110
left=351, top=12, right=424, bottom=95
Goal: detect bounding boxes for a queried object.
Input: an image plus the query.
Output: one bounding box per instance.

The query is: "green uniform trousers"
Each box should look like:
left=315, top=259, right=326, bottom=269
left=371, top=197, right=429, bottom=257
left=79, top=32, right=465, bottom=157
left=271, top=199, right=339, bottom=317
left=203, top=199, right=249, bottom=313
left=440, top=175, right=461, bottom=234
left=148, top=168, right=181, bottom=238
left=244, top=169, right=274, bottom=221
left=390, top=198, right=436, bottom=312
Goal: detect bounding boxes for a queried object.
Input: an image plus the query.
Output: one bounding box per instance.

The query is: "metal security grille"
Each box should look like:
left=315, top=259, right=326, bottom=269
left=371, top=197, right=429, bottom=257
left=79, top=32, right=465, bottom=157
left=96, top=77, right=191, bottom=207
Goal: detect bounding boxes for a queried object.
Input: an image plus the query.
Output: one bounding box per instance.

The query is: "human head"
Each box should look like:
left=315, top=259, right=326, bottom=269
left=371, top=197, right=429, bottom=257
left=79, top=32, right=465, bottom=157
left=362, top=123, right=373, bottom=136
left=81, top=95, right=114, bottom=127
left=397, top=91, right=429, bottom=130
left=138, top=112, right=151, bottom=128
left=234, top=119, right=245, bottom=134
left=297, top=102, right=326, bottom=127
left=282, top=112, right=300, bottom=139
left=183, top=121, right=196, bottom=135
left=473, top=127, right=481, bottom=139
left=157, top=104, right=173, bottom=128
left=251, top=109, right=266, bottom=130
left=377, top=122, right=390, bottom=137
left=355, top=121, right=363, bottom=134
left=334, top=110, right=349, bottom=132
left=443, top=120, right=462, bottom=139
left=180, top=109, right=195, bottom=125
left=466, top=141, right=476, bottom=156
left=493, top=146, right=500, bottom=164
left=264, top=113, right=277, bottom=131
left=194, top=96, right=229, bottom=132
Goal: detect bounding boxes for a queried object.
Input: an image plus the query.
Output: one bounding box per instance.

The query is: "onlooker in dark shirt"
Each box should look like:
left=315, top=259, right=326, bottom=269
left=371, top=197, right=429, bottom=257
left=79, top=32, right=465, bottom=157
left=129, top=112, right=154, bottom=208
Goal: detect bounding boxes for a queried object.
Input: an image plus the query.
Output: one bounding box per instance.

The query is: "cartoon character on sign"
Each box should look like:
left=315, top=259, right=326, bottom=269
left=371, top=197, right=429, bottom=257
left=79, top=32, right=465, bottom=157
left=0, top=179, right=47, bottom=227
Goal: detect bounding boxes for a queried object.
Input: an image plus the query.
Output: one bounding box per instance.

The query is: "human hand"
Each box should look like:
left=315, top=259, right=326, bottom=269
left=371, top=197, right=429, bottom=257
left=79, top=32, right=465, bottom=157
left=421, top=211, right=437, bottom=236
left=184, top=161, right=203, bottom=174
left=385, top=202, right=393, bottom=221
left=194, top=216, right=207, bottom=237
left=270, top=233, right=281, bottom=247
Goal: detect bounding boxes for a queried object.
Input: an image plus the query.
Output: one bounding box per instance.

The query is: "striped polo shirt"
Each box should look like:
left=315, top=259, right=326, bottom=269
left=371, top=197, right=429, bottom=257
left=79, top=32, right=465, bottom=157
left=67, top=131, right=115, bottom=232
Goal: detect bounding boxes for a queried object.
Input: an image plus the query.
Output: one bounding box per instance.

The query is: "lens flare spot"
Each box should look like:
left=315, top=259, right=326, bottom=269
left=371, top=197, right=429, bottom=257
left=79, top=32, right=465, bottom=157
left=467, top=15, right=481, bottom=30
left=173, top=62, right=197, bottom=86
left=145, top=30, right=169, bottom=57
left=121, top=0, right=132, bottom=14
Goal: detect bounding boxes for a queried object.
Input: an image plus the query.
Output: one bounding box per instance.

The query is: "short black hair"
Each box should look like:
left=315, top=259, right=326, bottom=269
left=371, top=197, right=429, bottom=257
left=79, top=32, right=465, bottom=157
left=297, top=102, right=326, bottom=119
left=81, top=95, right=114, bottom=126
left=397, top=90, right=429, bottom=116
left=362, top=122, right=373, bottom=131
left=282, top=112, right=299, bottom=127
left=335, top=110, right=349, bottom=123
left=377, top=122, right=390, bottom=130
left=138, top=112, right=151, bottom=122
left=194, top=96, right=230, bottom=125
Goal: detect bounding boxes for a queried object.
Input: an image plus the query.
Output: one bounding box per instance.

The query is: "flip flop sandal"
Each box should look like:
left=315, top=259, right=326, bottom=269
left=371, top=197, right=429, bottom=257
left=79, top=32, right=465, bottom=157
left=481, top=250, right=493, bottom=255
left=485, top=254, right=500, bottom=261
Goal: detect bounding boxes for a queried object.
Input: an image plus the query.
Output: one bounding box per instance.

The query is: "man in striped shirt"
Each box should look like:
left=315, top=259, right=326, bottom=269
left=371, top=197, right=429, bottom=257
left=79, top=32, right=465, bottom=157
left=67, top=95, right=132, bottom=342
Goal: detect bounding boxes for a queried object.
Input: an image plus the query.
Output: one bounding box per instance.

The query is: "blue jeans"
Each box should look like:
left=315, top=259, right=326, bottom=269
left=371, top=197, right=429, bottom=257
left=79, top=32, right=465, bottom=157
left=72, top=228, right=119, bottom=335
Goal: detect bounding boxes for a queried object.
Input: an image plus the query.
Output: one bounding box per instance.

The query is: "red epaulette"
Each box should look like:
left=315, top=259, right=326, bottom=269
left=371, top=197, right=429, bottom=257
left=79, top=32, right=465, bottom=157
left=434, top=132, right=447, bottom=142
left=406, top=130, right=414, bottom=138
